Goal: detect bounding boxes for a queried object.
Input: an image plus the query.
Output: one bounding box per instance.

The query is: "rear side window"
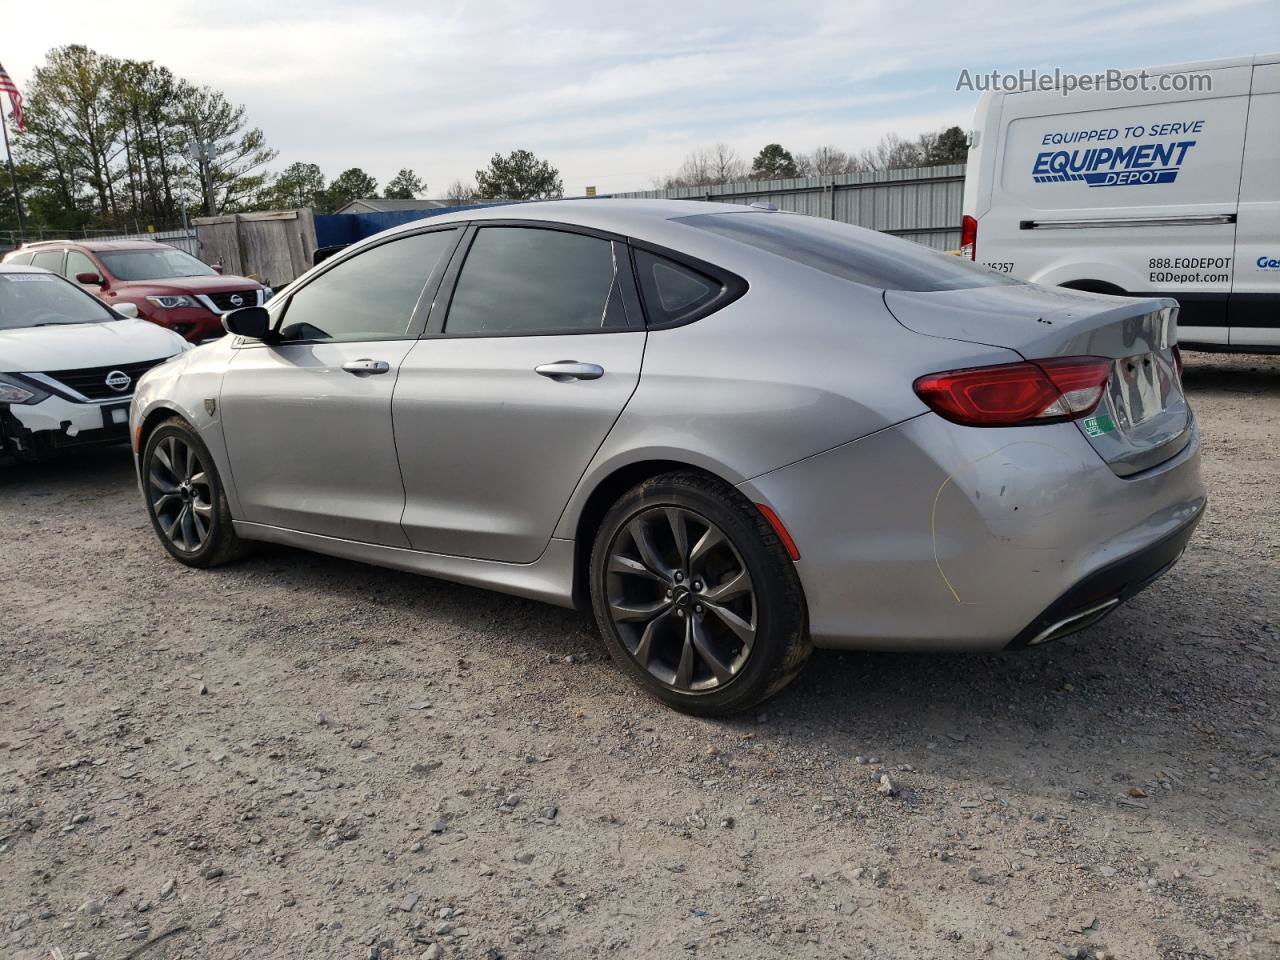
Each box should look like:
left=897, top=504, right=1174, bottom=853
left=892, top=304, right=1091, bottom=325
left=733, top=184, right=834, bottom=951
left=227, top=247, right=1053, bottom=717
left=31, top=251, right=65, bottom=272
left=6, top=252, right=34, bottom=266
left=445, top=227, right=625, bottom=336
left=677, top=212, right=1021, bottom=292
left=632, top=250, right=725, bottom=326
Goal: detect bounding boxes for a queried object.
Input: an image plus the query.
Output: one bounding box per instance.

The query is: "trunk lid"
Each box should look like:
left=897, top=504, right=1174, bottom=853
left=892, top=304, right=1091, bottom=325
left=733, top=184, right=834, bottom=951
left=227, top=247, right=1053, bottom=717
left=885, top=283, right=1193, bottom=476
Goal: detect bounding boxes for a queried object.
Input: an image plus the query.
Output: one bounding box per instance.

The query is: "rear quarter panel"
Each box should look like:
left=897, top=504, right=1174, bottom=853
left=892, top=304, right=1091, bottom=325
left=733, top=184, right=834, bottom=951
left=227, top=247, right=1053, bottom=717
left=553, top=256, right=1021, bottom=540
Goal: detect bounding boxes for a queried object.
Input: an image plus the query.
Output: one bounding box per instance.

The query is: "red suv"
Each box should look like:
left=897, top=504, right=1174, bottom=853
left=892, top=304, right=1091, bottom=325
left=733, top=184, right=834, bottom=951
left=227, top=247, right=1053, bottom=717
left=2, top=239, right=269, bottom=342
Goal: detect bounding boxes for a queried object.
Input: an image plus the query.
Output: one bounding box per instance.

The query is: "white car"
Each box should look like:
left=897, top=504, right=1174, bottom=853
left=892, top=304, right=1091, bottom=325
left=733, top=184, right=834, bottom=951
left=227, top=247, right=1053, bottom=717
left=0, top=264, right=189, bottom=460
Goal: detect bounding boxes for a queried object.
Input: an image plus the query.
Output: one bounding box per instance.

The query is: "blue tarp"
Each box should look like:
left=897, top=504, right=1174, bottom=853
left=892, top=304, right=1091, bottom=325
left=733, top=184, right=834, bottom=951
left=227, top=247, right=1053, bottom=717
left=313, top=202, right=514, bottom=249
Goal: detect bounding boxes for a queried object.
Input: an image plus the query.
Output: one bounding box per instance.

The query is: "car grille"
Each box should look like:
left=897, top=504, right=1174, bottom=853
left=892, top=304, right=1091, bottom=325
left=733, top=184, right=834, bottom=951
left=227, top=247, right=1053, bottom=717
left=205, top=289, right=260, bottom=311
left=41, top=357, right=169, bottom=400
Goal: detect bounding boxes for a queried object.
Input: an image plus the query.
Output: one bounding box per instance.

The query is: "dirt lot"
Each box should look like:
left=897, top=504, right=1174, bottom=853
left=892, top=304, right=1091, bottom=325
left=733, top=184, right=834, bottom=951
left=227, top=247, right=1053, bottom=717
left=1, top=352, right=1276, bottom=960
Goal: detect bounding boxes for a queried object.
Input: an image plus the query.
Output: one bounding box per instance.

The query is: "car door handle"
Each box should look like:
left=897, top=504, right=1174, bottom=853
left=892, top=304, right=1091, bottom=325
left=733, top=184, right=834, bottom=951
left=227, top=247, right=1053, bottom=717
left=342, top=359, right=391, bottom=375
left=534, top=361, right=604, bottom=382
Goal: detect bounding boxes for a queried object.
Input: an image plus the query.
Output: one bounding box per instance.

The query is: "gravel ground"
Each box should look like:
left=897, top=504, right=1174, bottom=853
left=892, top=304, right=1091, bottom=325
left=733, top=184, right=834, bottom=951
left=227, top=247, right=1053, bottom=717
left=1, top=352, right=1276, bottom=960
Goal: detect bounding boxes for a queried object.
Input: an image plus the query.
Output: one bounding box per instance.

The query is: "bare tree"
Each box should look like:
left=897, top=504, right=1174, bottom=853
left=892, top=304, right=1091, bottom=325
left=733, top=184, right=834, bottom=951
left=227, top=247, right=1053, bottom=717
left=797, top=145, right=859, bottom=177
left=445, top=179, right=476, bottom=204
left=657, top=142, right=747, bottom=188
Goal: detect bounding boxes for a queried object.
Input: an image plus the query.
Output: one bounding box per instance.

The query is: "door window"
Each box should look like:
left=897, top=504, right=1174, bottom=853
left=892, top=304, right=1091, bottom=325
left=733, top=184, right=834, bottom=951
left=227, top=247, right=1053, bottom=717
left=31, top=251, right=65, bottom=273
left=445, top=227, right=624, bottom=335
left=65, top=251, right=99, bottom=281
left=277, top=229, right=458, bottom=342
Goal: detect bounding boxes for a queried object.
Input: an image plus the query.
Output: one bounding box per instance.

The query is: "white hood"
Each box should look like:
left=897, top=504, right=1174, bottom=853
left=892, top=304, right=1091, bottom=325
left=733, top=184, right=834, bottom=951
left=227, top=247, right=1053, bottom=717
left=0, top=319, right=187, bottom=373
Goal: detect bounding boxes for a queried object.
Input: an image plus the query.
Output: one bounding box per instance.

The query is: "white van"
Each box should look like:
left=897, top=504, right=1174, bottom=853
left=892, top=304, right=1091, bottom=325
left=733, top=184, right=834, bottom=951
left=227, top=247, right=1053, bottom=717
left=962, top=54, right=1279, bottom=352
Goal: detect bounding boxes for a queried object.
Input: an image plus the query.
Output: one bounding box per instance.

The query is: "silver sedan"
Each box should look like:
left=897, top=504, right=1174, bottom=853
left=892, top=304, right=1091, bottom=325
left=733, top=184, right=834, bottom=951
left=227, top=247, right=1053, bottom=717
left=131, top=200, right=1205, bottom=715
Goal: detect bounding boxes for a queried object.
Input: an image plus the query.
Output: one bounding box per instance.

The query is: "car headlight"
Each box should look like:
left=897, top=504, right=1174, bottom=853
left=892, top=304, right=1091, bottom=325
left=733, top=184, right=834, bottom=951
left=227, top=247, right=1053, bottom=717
left=145, top=295, right=196, bottom=309
left=0, top=373, right=49, bottom=405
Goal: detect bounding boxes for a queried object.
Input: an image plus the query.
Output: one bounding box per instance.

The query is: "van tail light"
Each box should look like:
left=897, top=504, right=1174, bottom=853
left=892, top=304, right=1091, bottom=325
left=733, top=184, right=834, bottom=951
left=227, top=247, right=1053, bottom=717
left=914, top=357, right=1112, bottom=427
left=959, top=215, right=977, bottom=260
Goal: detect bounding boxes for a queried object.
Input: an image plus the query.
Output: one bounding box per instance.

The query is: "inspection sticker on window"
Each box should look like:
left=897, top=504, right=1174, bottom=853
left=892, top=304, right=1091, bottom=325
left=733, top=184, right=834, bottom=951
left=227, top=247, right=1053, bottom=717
left=1083, top=414, right=1116, bottom=437
left=3, top=273, right=56, bottom=282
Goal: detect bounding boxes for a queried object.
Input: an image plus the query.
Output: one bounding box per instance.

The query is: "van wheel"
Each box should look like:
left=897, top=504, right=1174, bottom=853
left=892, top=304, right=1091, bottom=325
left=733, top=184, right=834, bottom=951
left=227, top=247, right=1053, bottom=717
left=589, top=471, right=811, bottom=717
left=142, top=418, right=250, bottom=568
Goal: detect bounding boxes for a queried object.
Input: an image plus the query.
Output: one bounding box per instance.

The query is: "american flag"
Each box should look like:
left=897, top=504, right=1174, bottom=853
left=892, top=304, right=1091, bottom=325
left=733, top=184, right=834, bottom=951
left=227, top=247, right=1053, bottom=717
left=0, top=61, right=24, bottom=133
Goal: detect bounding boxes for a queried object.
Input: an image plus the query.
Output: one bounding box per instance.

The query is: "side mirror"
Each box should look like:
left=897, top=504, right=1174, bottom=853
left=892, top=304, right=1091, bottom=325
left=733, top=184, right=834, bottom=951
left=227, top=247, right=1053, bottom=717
left=76, top=271, right=105, bottom=286
left=114, top=302, right=140, bottom=319
left=222, top=305, right=277, bottom=342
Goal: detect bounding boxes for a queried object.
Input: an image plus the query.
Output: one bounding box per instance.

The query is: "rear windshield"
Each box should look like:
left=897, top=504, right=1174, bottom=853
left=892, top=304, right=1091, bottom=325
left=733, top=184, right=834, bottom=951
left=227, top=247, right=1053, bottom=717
left=0, top=272, right=118, bottom=330
left=676, top=212, right=1021, bottom=292
left=98, top=247, right=216, bottom=280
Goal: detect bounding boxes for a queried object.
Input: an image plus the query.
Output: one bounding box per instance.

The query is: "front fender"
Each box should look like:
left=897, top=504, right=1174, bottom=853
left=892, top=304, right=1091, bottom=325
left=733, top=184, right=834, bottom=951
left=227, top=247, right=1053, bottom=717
left=130, top=342, right=240, bottom=516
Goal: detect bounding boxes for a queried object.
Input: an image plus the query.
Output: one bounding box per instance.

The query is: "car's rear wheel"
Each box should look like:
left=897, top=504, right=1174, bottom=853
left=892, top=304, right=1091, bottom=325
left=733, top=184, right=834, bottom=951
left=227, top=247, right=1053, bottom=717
left=589, top=471, right=811, bottom=716
left=142, top=418, right=248, bottom=568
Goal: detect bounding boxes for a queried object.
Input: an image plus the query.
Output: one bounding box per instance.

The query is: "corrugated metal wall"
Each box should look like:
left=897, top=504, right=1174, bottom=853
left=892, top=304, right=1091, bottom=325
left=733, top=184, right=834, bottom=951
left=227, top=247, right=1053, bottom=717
left=608, top=163, right=966, bottom=250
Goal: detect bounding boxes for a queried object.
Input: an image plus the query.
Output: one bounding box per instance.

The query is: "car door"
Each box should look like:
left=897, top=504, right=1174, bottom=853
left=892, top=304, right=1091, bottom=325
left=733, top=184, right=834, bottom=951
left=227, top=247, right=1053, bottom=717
left=394, top=223, right=647, bottom=563
left=218, top=226, right=462, bottom=546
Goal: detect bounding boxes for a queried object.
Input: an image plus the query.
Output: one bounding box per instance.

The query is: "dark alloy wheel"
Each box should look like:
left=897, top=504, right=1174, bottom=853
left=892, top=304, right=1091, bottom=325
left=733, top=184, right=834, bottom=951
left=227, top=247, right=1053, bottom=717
left=590, top=471, right=811, bottom=716
left=142, top=418, right=249, bottom=568
left=147, top=433, right=214, bottom=553
left=606, top=506, right=756, bottom=692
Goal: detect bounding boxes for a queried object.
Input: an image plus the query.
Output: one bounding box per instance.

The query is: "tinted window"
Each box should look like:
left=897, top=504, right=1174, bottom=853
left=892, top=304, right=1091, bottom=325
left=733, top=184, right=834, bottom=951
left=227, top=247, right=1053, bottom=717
left=678, top=212, right=1021, bottom=292
left=31, top=251, right=64, bottom=272
left=0, top=273, right=116, bottom=330
left=6, top=252, right=33, bottom=266
left=445, top=227, right=622, bottom=335
left=633, top=250, right=723, bottom=325
left=98, top=247, right=215, bottom=280
left=279, top=229, right=457, bottom=342
left=65, top=251, right=99, bottom=280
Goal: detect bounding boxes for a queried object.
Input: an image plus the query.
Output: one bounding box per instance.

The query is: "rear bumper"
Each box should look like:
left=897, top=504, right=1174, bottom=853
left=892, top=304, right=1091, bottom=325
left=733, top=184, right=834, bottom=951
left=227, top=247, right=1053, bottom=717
left=740, top=412, right=1205, bottom=652
left=1005, top=500, right=1203, bottom=648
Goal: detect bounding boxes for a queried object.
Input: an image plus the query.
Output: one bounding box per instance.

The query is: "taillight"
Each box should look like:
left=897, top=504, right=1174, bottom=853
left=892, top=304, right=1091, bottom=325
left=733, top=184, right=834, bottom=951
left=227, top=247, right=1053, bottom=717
left=959, top=215, right=977, bottom=260
left=914, top=357, right=1112, bottom=427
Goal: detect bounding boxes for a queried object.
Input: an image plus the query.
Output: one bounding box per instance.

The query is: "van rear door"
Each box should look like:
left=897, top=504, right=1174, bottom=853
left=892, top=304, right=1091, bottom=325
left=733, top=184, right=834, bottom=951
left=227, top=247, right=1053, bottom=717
left=1230, top=59, right=1280, bottom=349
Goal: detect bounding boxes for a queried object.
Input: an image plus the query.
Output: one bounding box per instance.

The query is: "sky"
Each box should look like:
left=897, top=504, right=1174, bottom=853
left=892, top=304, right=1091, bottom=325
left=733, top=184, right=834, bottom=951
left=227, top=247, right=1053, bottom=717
left=7, top=0, right=1278, bottom=196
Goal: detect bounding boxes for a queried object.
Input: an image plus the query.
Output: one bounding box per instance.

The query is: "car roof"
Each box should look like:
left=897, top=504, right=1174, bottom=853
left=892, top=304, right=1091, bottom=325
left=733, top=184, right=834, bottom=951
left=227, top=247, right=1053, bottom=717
left=16, top=239, right=169, bottom=252
left=377, top=197, right=782, bottom=263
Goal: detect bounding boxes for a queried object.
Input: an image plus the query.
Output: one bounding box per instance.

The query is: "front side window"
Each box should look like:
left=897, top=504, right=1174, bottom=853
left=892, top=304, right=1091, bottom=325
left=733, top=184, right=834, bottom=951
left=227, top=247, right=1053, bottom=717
left=445, top=227, right=623, bottom=336
left=65, top=250, right=99, bottom=281
left=677, top=211, right=1022, bottom=292
left=97, top=247, right=217, bottom=281
left=277, top=229, right=458, bottom=343
left=31, top=251, right=64, bottom=273
left=0, top=273, right=117, bottom=330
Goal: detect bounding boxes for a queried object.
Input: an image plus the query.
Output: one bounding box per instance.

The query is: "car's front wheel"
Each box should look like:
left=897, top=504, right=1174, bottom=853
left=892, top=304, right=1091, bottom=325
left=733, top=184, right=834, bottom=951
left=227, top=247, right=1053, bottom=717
left=142, top=418, right=248, bottom=568
left=589, top=471, right=811, bottom=716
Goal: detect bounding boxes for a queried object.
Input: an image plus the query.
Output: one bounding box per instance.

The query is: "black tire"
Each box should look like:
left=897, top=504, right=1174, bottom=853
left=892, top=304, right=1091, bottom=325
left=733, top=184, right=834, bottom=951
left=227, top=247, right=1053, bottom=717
left=589, top=470, right=811, bottom=716
left=141, top=417, right=249, bottom=568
